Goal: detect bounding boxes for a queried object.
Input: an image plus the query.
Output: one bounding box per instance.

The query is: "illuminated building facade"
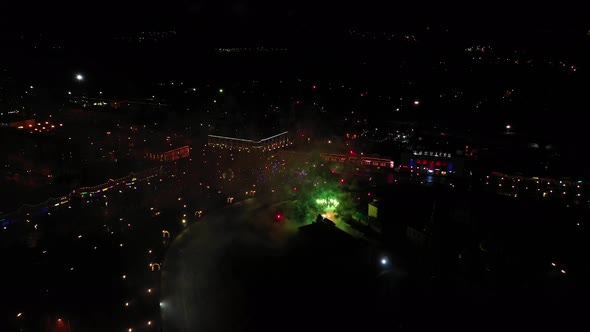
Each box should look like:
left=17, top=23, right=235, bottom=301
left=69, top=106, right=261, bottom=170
left=207, top=131, right=291, bottom=152
left=400, top=150, right=464, bottom=176
left=319, top=153, right=394, bottom=169
left=145, top=145, right=190, bottom=162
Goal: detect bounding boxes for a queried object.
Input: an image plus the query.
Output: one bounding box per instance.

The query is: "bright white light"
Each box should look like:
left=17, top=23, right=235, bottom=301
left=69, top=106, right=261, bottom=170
left=76, top=74, right=84, bottom=81
left=16, top=312, right=23, bottom=317
left=380, top=257, right=388, bottom=265
left=505, top=124, right=511, bottom=129
left=413, top=100, right=420, bottom=105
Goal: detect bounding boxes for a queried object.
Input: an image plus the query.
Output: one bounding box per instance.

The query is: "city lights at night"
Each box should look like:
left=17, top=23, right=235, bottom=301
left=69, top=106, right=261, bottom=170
left=0, top=2, right=587, bottom=332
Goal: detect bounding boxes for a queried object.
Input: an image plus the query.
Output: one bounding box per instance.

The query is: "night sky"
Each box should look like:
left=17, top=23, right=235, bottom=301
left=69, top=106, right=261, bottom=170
left=1, top=1, right=587, bottom=38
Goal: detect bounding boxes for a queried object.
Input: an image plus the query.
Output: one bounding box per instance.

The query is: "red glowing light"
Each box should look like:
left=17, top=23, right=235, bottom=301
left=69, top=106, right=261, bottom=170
left=367, top=192, right=371, bottom=196
left=360, top=93, right=364, bottom=97
left=295, top=100, right=301, bottom=104
left=340, top=178, right=345, bottom=183
left=293, top=187, right=297, bottom=191
left=312, top=85, right=317, bottom=89
left=276, top=214, right=282, bottom=220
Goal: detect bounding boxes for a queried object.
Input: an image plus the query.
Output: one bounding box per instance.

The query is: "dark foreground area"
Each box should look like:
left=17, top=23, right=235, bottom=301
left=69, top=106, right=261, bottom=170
left=162, top=195, right=588, bottom=332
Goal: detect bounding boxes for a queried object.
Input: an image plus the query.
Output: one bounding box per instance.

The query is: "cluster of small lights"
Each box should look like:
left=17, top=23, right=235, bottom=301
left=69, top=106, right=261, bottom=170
left=14, top=120, right=63, bottom=133
left=0, top=157, right=214, bottom=332
left=486, top=173, right=585, bottom=203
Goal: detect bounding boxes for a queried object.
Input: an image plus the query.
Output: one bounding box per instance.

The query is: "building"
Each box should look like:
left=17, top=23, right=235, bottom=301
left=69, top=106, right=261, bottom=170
left=319, top=153, right=394, bottom=170
left=368, top=200, right=379, bottom=219
left=145, top=145, right=190, bottom=162
left=299, top=218, right=359, bottom=249
left=207, top=131, right=292, bottom=152
left=406, top=226, right=432, bottom=248
left=400, top=150, right=464, bottom=176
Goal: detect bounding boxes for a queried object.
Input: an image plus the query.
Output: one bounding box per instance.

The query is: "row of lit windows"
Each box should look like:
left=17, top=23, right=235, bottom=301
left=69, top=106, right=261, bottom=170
left=413, top=151, right=452, bottom=158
